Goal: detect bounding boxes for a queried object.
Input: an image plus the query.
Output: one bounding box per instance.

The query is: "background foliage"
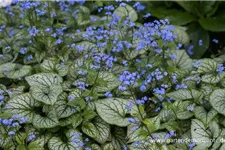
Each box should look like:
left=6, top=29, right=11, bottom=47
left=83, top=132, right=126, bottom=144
left=143, top=1, right=225, bottom=59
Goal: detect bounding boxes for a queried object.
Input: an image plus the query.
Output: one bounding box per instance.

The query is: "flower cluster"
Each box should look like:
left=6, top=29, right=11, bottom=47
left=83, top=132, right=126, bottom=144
left=0, top=114, right=28, bottom=136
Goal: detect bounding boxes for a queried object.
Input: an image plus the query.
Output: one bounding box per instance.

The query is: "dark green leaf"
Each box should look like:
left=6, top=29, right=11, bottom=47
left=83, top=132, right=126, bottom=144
left=149, top=7, right=196, bottom=25
left=187, top=23, right=209, bottom=58
left=199, top=16, right=225, bottom=32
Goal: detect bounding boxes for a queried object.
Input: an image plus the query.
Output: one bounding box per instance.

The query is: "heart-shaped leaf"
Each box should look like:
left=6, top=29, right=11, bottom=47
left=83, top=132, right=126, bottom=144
left=187, top=24, right=209, bottom=58
left=95, top=98, right=132, bottom=127
left=30, top=85, right=63, bottom=105
left=40, top=58, right=69, bottom=77
left=173, top=26, right=190, bottom=45
left=48, top=129, right=82, bottom=150
left=54, top=92, right=77, bottom=118
left=173, top=101, right=193, bottom=119
left=33, top=109, right=59, bottom=129
left=210, top=89, right=225, bottom=116
left=143, top=116, right=160, bottom=134
left=111, top=127, right=126, bottom=150
left=113, top=4, right=138, bottom=22
left=7, top=93, right=40, bottom=123
left=0, top=54, right=13, bottom=64
left=197, top=59, right=218, bottom=74
left=0, top=63, right=32, bottom=79
left=95, top=72, right=120, bottom=92
left=167, top=50, right=192, bottom=72
left=82, top=117, right=110, bottom=144
left=25, top=73, right=63, bottom=87
left=191, top=119, right=212, bottom=148
left=167, top=89, right=202, bottom=101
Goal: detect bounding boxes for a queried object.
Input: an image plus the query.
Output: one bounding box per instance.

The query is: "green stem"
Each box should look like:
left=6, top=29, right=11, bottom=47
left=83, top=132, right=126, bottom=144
left=128, top=86, right=161, bottom=148
left=11, top=53, right=18, bottom=63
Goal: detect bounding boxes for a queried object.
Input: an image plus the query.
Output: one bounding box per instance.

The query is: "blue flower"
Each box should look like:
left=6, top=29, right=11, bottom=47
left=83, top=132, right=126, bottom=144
left=73, top=132, right=80, bottom=137
left=151, top=133, right=157, bottom=138
left=155, top=107, right=161, bottom=112
left=175, top=83, right=187, bottom=90
left=105, top=91, right=112, bottom=98
left=154, top=49, right=162, bottom=54
left=68, top=95, right=75, bottom=101
left=125, top=102, right=133, bottom=111
left=74, top=0, right=85, bottom=5
left=187, top=105, right=194, bottom=111
left=20, top=116, right=28, bottom=123
left=216, top=64, right=224, bottom=73
left=78, top=142, right=84, bottom=147
left=169, top=131, right=176, bottom=137
left=187, top=45, right=194, bottom=55
left=8, top=131, right=15, bottom=136
left=8, top=27, right=15, bottom=37
left=144, top=13, right=151, bottom=18
left=212, top=39, right=219, bottom=43
left=76, top=45, right=85, bottom=51
left=122, top=60, right=128, bottom=66
left=146, top=64, right=152, bottom=68
left=169, top=53, right=176, bottom=60
left=3, top=119, right=12, bottom=125
left=164, top=133, right=170, bottom=139
left=135, top=99, right=145, bottom=104
left=127, top=117, right=136, bottom=123
left=176, top=43, right=182, bottom=49
left=74, top=81, right=88, bottom=91
left=85, top=96, right=93, bottom=102
left=19, top=47, right=27, bottom=54
left=12, top=122, right=19, bottom=127
left=133, top=2, right=145, bottom=12
left=118, top=85, right=126, bottom=91
left=140, top=85, right=146, bottom=91
left=0, top=90, right=4, bottom=94
left=132, top=141, right=140, bottom=146
left=123, top=145, right=128, bottom=150
left=54, top=39, right=63, bottom=45
left=0, top=95, right=4, bottom=100
left=198, top=39, right=203, bottom=46
left=192, top=61, right=201, bottom=68
left=27, top=55, right=33, bottom=61
left=153, top=88, right=165, bottom=95
left=28, top=26, right=39, bottom=36
left=28, top=134, right=36, bottom=141
left=188, top=142, right=196, bottom=149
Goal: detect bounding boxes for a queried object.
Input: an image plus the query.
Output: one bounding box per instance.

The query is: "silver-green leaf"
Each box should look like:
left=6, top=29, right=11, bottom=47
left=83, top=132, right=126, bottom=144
left=167, top=89, right=202, bottom=101
left=210, top=89, right=225, bottom=116
left=25, top=73, right=63, bottom=87
left=0, top=63, right=32, bottom=79
left=54, top=92, right=77, bottom=118
left=33, top=109, right=59, bottom=129
left=95, top=98, right=131, bottom=127
left=191, top=119, right=212, bottom=148
left=167, top=50, right=192, bottom=72
left=7, top=93, right=40, bottom=123
left=48, top=129, right=82, bottom=150
left=30, top=85, right=63, bottom=105
left=95, top=72, right=120, bottom=92
left=113, top=4, right=138, bottom=22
